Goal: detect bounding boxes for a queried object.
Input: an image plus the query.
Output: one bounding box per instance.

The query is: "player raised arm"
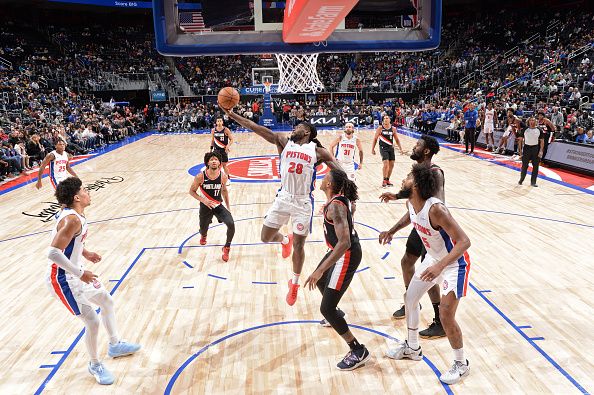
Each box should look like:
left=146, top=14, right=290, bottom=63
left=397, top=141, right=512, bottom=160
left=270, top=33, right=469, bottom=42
left=419, top=204, right=471, bottom=282
left=48, top=214, right=97, bottom=283
left=35, top=152, right=56, bottom=189
left=223, top=108, right=287, bottom=153
left=316, top=145, right=341, bottom=170
left=189, top=172, right=218, bottom=209
left=379, top=210, right=411, bottom=245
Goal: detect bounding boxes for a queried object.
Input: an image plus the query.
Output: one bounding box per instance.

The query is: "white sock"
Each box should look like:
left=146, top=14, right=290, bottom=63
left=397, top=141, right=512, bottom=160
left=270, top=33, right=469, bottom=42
left=281, top=235, right=289, bottom=245
left=408, top=328, right=420, bottom=349
left=292, top=273, right=300, bottom=284
left=454, top=348, right=465, bottom=363
left=89, top=292, right=120, bottom=345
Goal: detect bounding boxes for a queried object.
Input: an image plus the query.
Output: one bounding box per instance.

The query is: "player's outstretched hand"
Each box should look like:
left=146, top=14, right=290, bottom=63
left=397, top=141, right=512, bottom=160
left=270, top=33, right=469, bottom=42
left=80, top=270, right=98, bottom=284
left=304, top=269, right=322, bottom=290
left=379, top=192, right=397, bottom=202
left=85, top=251, right=102, bottom=263
left=378, top=230, right=394, bottom=245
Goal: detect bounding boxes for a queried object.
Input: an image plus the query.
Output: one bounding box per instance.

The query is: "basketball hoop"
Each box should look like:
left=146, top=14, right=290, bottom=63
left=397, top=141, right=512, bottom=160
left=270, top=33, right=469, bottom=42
left=274, top=53, right=325, bottom=93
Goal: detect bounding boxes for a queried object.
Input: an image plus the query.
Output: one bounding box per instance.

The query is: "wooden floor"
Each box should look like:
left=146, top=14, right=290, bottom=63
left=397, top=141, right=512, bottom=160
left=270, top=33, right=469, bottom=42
left=1, top=130, right=593, bottom=395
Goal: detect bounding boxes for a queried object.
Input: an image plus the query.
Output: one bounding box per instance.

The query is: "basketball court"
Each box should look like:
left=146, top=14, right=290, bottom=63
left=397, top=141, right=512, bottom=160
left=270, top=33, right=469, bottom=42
left=1, top=127, right=593, bottom=394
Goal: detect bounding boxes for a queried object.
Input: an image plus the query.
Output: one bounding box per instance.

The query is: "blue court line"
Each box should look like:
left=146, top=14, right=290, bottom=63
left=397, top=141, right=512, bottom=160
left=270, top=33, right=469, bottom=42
left=477, top=289, right=492, bottom=293
left=518, top=325, right=532, bottom=329
left=530, top=337, right=545, bottom=341
left=398, top=126, right=594, bottom=197
left=469, top=283, right=590, bottom=394
left=207, top=274, right=227, bottom=281
left=355, top=266, right=370, bottom=273
left=384, top=276, right=396, bottom=280
left=163, top=320, right=452, bottom=395
left=39, top=365, right=56, bottom=369
left=251, top=281, right=277, bottom=285
left=182, top=286, right=195, bottom=289
left=34, top=248, right=146, bottom=395
left=108, top=279, right=120, bottom=283
left=50, top=351, right=66, bottom=355
left=381, top=252, right=390, bottom=260
left=182, top=261, right=194, bottom=269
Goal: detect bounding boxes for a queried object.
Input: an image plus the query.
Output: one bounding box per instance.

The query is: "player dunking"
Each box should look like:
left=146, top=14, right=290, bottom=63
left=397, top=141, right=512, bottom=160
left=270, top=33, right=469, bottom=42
left=189, top=151, right=235, bottom=262
left=380, top=136, right=445, bottom=338
left=382, top=163, right=471, bottom=385
left=372, top=115, right=404, bottom=188
left=224, top=108, right=339, bottom=306
left=210, top=117, right=234, bottom=185
left=36, top=139, right=78, bottom=190
left=328, top=122, right=364, bottom=182
left=304, top=168, right=370, bottom=371
left=46, top=177, right=140, bottom=385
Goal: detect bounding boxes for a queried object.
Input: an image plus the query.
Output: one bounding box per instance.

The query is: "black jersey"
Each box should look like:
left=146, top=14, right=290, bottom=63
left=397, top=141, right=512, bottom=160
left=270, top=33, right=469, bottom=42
left=200, top=170, right=223, bottom=203
left=379, top=126, right=395, bottom=148
left=323, top=195, right=359, bottom=250
left=212, top=127, right=229, bottom=150
left=430, top=163, right=445, bottom=187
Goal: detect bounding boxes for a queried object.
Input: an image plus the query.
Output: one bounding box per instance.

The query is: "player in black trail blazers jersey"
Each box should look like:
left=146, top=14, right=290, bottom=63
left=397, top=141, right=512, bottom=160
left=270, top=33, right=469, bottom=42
left=210, top=117, right=234, bottom=185
left=304, top=168, right=370, bottom=371
left=189, top=151, right=235, bottom=262
left=372, top=115, right=405, bottom=188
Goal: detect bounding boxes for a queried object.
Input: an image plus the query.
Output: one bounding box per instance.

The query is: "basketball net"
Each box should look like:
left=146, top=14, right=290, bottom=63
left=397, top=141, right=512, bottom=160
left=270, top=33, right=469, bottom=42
left=274, top=53, right=325, bottom=93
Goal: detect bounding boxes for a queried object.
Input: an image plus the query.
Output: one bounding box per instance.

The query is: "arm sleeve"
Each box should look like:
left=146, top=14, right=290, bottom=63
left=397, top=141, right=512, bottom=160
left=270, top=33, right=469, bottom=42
left=48, top=247, right=84, bottom=278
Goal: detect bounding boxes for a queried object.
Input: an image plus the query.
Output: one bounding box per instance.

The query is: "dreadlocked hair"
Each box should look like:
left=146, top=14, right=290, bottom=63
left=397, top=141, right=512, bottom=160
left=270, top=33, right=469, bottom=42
left=330, top=168, right=359, bottom=202
left=299, top=121, right=324, bottom=148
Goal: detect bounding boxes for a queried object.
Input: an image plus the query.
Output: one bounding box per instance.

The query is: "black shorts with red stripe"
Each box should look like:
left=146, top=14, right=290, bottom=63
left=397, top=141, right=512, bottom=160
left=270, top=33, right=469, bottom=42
left=317, top=242, right=362, bottom=293
left=212, top=147, right=229, bottom=162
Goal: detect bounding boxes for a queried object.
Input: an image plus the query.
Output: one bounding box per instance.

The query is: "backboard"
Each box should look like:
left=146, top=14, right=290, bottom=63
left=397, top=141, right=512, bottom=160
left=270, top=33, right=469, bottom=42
left=153, top=0, right=442, bottom=56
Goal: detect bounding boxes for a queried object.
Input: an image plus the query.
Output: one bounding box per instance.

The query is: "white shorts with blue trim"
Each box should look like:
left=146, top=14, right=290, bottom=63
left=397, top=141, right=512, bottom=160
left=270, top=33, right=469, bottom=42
left=46, top=264, right=108, bottom=316
left=263, top=190, right=313, bottom=236
left=414, top=254, right=470, bottom=299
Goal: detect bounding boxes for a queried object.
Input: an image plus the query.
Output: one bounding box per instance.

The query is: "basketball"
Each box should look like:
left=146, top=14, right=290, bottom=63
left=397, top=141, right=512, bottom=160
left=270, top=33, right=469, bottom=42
left=217, top=87, right=240, bottom=110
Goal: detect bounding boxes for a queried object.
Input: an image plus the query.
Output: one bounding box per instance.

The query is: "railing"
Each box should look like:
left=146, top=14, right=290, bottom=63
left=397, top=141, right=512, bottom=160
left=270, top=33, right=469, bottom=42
left=0, top=56, right=12, bottom=70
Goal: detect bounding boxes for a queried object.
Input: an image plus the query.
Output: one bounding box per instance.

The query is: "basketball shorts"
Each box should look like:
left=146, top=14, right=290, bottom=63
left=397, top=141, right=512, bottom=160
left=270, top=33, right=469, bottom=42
left=212, top=147, right=229, bottom=162
left=484, top=123, right=494, bottom=134
left=46, top=263, right=108, bottom=316
left=339, top=161, right=356, bottom=181
left=405, top=228, right=425, bottom=258
left=318, top=243, right=362, bottom=292
left=264, top=189, right=313, bottom=236
left=414, top=254, right=471, bottom=299
left=380, top=146, right=395, bottom=161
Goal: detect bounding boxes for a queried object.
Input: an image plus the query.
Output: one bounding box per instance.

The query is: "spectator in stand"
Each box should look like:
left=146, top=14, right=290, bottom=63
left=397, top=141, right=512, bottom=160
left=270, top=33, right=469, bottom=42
left=575, top=127, right=587, bottom=143
left=585, top=130, right=594, bottom=144
left=550, top=107, right=564, bottom=138
left=26, top=134, right=46, bottom=165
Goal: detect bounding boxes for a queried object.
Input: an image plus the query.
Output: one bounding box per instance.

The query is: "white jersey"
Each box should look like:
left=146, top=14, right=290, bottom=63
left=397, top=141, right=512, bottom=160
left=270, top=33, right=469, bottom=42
left=484, top=109, right=495, bottom=126
left=408, top=197, right=467, bottom=266
left=49, top=150, right=70, bottom=188
left=336, top=134, right=357, bottom=164
left=46, top=208, right=89, bottom=316
left=279, top=140, right=318, bottom=196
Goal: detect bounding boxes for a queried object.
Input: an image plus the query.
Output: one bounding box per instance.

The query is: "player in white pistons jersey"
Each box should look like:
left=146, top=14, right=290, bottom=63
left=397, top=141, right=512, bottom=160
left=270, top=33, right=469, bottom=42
left=329, top=122, right=364, bottom=181
left=36, top=139, right=78, bottom=190
left=46, top=177, right=140, bottom=385
left=482, top=102, right=496, bottom=151
left=380, top=163, right=472, bottom=385
left=225, top=107, right=339, bottom=307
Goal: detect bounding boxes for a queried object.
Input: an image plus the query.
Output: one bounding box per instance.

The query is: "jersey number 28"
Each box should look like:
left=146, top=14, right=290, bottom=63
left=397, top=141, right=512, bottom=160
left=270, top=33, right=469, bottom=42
left=287, top=162, right=303, bottom=174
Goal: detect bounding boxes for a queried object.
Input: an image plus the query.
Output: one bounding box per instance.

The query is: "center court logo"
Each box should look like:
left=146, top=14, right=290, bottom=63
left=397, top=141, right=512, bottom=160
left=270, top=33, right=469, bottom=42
left=188, top=154, right=330, bottom=183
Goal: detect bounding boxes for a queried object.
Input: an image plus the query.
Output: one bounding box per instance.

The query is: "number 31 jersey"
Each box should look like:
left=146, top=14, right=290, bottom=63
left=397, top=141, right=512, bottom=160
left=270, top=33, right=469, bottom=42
left=279, top=140, right=318, bottom=196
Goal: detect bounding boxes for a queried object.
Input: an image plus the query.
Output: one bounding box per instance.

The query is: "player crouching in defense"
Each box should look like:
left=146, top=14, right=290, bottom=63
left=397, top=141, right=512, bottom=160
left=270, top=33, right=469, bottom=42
left=304, top=169, right=370, bottom=371
left=189, top=151, right=235, bottom=262
left=47, top=177, right=141, bottom=385
left=380, top=163, right=471, bottom=384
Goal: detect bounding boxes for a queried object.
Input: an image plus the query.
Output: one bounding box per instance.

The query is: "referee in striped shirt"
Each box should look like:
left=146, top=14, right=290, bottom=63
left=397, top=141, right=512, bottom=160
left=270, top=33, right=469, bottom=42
left=518, top=117, right=544, bottom=187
